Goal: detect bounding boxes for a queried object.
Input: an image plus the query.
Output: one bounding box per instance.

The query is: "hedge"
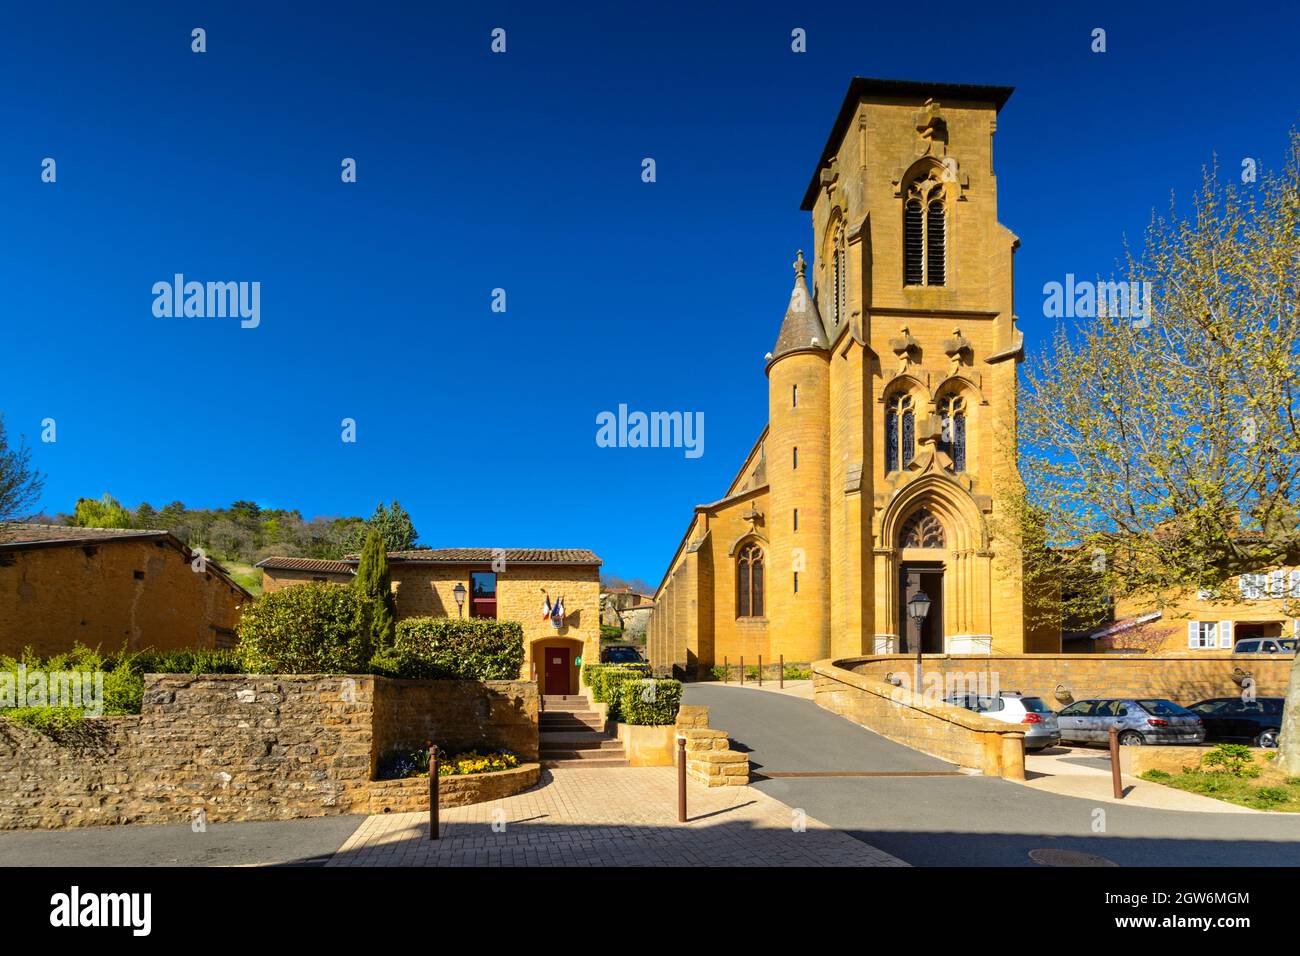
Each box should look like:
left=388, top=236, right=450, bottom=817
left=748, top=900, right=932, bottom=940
left=584, top=664, right=650, bottom=721
left=619, top=678, right=682, bottom=726
left=385, top=617, right=525, bottom=680
left=238, top=582, right=374, bottom=673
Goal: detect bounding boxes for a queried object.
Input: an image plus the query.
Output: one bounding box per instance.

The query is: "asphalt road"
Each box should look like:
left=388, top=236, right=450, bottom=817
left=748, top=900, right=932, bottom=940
left=0, top=815, right=364, bottom=868
left=686, top=683, right=1300, bottom=867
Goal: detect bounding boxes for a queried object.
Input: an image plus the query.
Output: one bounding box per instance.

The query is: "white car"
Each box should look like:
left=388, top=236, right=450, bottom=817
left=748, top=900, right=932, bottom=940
left=944, top=692, right=1061, bottom=750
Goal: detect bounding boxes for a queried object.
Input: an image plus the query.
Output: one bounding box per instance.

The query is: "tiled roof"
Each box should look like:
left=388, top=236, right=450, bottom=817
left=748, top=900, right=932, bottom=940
left=383, top=548, right=603, bottom=566
left=0, top=523, right=252, bottom=598
left=255, top=556, right=355, bottom=575
left=0, top=522, right=164, bottom=546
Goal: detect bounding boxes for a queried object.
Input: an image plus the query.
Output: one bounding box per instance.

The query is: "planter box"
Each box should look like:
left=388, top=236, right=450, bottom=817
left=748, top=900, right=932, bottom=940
left=615, top=723, right=677, bottom=766
left=367, top=762, right=540, bottom=814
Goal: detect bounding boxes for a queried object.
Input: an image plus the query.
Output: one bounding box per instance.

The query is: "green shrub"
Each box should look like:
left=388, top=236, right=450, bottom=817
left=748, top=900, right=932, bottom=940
left=600, top=624, right=623, bottom=642
left=1140, top=769, right=1172, bottom=781
left=237, top=582, right=374, bottom=673
left=596, top=668, right=645, bottom=721
left=1200, top=743, right=1260, bottom=778
left=1251, top=786, right=1290, bottom=806
left=619, top=678, right=682, bottom=725
left=388, top=617, right=524, bottom=680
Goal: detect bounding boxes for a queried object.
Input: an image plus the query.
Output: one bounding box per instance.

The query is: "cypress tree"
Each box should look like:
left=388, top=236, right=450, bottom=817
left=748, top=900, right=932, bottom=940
left=354, top=528, right=397, bottom=647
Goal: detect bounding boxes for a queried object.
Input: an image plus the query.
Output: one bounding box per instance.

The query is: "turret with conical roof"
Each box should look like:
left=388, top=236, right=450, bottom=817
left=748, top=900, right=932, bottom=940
left=768, top=250, right=829, bottom=367
left=766, top=250, right=832, bottom=664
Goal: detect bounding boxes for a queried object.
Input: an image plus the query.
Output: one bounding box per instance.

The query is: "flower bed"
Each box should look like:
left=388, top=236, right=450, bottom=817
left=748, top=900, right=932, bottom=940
left=378, top=747, right=521, bottom=781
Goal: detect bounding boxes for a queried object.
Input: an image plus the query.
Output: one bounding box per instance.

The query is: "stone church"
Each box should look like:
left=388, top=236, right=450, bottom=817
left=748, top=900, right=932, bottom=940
left=649, top=78, right=1060, bottom=678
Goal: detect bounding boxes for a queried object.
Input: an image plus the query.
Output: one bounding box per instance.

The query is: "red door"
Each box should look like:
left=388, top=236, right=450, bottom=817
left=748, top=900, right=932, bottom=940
left=544, top=647, right=571, bottom=695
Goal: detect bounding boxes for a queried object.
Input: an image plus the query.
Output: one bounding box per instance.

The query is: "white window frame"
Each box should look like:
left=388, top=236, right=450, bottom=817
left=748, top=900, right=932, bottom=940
left=1187, top=620, right=1229, bottom=649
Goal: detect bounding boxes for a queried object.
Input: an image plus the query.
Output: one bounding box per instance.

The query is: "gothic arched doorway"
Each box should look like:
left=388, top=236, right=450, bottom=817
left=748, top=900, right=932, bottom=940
left=897, top=508, right=946, bottom=653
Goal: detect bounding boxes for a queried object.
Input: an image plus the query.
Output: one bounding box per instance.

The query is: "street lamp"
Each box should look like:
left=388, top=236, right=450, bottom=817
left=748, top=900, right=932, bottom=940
left=453, top=582, right=467, bottom=619
left=907, top=590, right=931, bottom=695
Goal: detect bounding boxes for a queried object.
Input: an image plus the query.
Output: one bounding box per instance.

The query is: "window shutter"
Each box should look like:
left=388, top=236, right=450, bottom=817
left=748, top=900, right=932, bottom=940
left=1219, top=621, right=1233, bottom=648
left=1187, top=621, right=1198, bottom=649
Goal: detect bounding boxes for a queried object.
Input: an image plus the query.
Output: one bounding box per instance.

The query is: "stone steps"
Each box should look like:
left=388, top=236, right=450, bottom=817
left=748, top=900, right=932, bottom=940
left=540, top=695, right=627, bottom=767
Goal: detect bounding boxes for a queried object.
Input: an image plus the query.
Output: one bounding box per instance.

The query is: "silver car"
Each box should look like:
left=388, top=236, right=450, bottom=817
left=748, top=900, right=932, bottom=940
left=945, top=692, right=1061, bottom=750
left=1057, top=698, right=1205, bottom=746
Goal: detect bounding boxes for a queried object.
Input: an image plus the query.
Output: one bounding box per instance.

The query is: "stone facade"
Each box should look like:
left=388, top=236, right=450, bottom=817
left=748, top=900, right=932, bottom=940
left=0, top=525, right=251, bottom=656
left=366, top=763, right=541, bottom=813
left=0, top=674, right=538, bottom=830
left=260, top=552, right=602, bottom=695
left=1102, top=577, right=1300, bottom=654
left=651, top=79, right=1042, bottom=679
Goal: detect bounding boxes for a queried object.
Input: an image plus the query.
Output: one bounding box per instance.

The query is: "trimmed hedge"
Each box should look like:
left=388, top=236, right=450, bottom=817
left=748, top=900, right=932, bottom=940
left=619, top=678, right=682, bottom=726
left=385, top=617, right=525, bottom=680
left=583, top=663, right=651, bottom=721
left=238, top=582, right=374, bottom=673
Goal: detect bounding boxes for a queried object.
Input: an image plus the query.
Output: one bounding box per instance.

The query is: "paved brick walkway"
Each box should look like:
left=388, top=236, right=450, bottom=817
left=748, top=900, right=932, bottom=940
left=327, top=767, right=906, bottom=867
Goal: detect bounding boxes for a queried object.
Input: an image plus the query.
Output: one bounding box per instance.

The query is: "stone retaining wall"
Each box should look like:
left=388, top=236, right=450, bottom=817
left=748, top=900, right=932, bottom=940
left=838, top=653, right=1295, bottom=706
left=0, top=674, right=538, bottom=830
left=367, top=763, right=541, bottom=813
left=813, top=660, right=1025, bottom=778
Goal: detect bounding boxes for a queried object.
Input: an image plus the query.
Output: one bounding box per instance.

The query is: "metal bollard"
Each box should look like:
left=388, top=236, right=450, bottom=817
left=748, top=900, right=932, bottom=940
left=677, top=736, right=687, bottom=823
left=427, top=740, right=440, bottom=839
left=779, top=654, right=784, bottom=689
left=740, top=656, right=744, bottom=686
left=758, top=654, right=763, bottom=686
left=724, top=656, right=728, bottom=684
left=1108, top=725, right=1124, bottom=799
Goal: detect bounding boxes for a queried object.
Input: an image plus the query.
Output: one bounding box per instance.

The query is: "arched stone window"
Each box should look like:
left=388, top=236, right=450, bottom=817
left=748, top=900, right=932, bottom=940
left=885, top=392, right=915, bottom=473
left=899, top=509, right=945, bottom=549
left=937, top=392, right=967, bottom=472
left=904, top=173, right=946, bottom=287
left=832, top=219, right=847, bottom=326
left=736, top=544, right=765, bottom=618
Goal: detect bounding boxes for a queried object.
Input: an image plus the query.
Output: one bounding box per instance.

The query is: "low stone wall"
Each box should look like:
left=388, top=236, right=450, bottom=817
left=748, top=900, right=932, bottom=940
left=1119, top=745, right=1275, bottom=777
left=813, top=660, right=1025, bottom=778
left=0, top=673, right=538, bottom=830
left=681, top=729, right=749, bottom=787
left=367, top=763, right=541, bottom=813
left=372, top=678, right=538, bottom=766
left=837, top=653, right=1294, bottom=707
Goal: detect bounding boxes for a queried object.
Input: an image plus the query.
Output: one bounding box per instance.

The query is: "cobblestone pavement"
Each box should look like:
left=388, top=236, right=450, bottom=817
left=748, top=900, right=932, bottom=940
left=327, top=766, right=907, bottom=867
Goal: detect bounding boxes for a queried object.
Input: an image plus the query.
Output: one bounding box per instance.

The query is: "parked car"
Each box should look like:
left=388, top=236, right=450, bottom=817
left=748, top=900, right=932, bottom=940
left=600, top=644, right=646, bottom=665
left=944, top=692, right=1061, bottom=750
left=1187, top=697, right=1283, bottom=748
left=1233, top=638, right=1296, bottom=655
left=1056, top=698, right=1205, bottom=746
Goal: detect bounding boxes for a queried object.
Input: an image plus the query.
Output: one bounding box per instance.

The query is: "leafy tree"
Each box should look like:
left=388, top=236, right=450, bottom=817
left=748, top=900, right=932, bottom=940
left=353, top=528, right=397, bottom=647
left=347, top=500, right=418, bottom=553
left=0, top=414, right=45, bottom=522
left=133, top=502, right=159, bottom=528
left=1004, top=132, right=1300, bottom=772
left=73, top=494, right=133, bottom=528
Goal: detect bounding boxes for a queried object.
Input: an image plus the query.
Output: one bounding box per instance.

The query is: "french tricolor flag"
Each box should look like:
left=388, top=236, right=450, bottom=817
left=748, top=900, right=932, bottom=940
left=541, top=594, right=552, bottom=620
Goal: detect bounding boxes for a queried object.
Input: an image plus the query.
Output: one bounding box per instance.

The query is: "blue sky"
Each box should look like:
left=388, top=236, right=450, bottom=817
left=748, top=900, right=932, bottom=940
left=3, top=2, right=1298, bottom=586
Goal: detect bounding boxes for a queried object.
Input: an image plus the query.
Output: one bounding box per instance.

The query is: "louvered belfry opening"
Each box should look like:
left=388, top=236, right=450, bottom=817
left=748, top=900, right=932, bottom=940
left=904, top=172, right=947, bottom=287
left=927, top=200, right=946, bottom=285
left=904, top=199, right=925, bottom=285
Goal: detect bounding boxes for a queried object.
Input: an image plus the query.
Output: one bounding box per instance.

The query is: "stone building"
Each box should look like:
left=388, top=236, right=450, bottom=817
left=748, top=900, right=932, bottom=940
left=650, top=78, right=1059, bottom=679
left=258, top=547, right=602, bottom=695
left=0, top=523, right=251, bottom=656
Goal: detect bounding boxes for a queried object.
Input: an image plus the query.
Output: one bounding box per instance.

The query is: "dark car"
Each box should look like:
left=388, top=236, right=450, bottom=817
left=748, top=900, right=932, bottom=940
left=1057, top=698, right=1205, bottom=746
left=600, top=644, right=646, bottom=665
left=1187, top=697, right=1283, bottom=748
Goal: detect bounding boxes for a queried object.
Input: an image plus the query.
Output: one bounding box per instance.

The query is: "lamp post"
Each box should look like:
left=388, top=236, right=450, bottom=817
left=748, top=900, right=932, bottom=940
left=453, top=582, right=467, bottom=619
left=907, top=590, right=931, bottom=697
